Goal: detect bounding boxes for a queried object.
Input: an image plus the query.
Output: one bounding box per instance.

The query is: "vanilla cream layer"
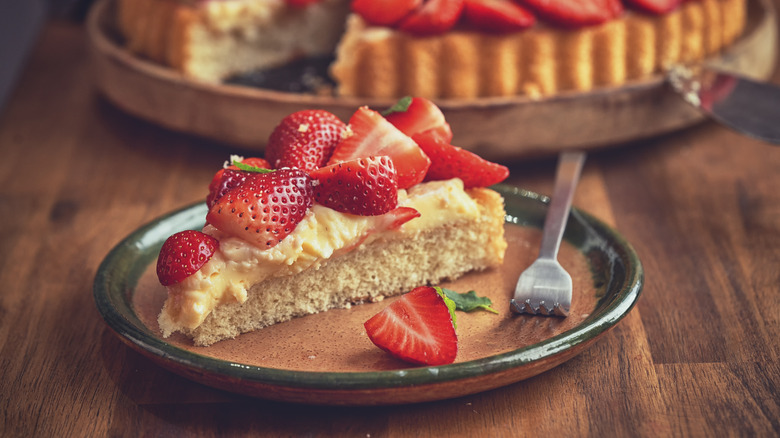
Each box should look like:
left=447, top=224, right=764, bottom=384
left=158, top=179, right=480, bottom=335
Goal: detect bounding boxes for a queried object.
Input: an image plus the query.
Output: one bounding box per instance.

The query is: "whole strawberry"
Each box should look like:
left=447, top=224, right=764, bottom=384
left=207, top=157, right=271, bottom=209
left=156, top=230, right=219, bottom=286
left=364, top=286, right=458, bottom=366
left=311, top=156, right=399, bottom=216
left=206, top=169, right=314, bottom=248
left=265, top=110, right=346, bottom=173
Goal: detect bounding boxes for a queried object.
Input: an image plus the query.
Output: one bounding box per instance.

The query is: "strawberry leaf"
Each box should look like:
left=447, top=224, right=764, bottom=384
left=232, top=160, right=274, bottom=173
left=434, top=287, right=458, bottom=329
left=441, top=288, right=499, bottom=314
left=381, top=96, right=413, bottom=117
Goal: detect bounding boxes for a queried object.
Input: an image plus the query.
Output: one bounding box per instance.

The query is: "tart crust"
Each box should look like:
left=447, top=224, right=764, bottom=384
left=331, top=0, right=746, bottom=99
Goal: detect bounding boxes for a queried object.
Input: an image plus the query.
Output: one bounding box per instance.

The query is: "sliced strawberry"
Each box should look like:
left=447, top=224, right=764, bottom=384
left=463, top=0, right=536, bottom=33
left=414, top=130, right=509, bottom=188
left=328, top=106, right=430, bottom=189
left=374, top=206, right=421, bottom=231
left=156, top=230, right=219, bottom=286
left=265, top=110, right=346, bottom=173
left=624, top=0, right=681, bottom=14
left=364, top=286, right=457, bottom=366
left=383, top=97, right=453, bottom=144
left=311, top=156, right=399, bottom=216
left=398, top=0, right=465, bottom=36
left=206, top=169, right=313, bottom=249
left=351, top=0, right=423, bottom=26
left=521, top=0, right=622, bottom=28
left=207, top=157, right=271, bottom=208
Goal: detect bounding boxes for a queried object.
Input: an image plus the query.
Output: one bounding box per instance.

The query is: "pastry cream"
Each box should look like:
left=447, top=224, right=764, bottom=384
left=158, top=178, right=480, bottom=335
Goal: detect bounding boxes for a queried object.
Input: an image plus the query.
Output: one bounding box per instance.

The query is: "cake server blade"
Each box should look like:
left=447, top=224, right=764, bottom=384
left=668, top=65, right=780, bottom=145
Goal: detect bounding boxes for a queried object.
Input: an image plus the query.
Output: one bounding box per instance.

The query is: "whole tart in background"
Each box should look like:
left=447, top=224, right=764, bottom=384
left=116, top=0, right=746, bottom=99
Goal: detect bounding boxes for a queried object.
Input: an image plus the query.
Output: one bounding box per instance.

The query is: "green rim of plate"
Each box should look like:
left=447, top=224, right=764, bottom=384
left=93, top=185, right=643, bottom=391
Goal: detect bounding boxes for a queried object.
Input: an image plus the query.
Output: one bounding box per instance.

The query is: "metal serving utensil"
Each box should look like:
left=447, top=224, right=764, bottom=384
left=511, top=151, right=585, bottom=317
left=668, top=65, right=780, bottom=144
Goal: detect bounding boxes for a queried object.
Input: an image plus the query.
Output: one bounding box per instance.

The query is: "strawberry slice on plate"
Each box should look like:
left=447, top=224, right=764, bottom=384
left=521, top=0, right=622, bottom=28
left=265, top=109, right=346, bottom=173
left=156, top=230, right=219, bottom=286
left=414, top=130, right=509, bottom=188
left=328, top=106, right=430, bottom=189
left=311, top=156, right=399, bottom=216
left=398, top=0, right=466, bottom=36
left=351, top=0, right=423, bottom=26
left=463, top=0, right=536, bottom=33
left=206, top=169, right=314, bottom=249
left=364, top=286, right=458, bottom=366
left=383, top=97, right=453, bottom=145
left=624, top=0, right=681, bottom=14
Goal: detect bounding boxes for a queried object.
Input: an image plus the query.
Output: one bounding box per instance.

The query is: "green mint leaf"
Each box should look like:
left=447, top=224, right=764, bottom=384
left=381, top=96, right=413, bottom=117
left=441, top=288, right=499, bottom=314
left=434, top=287, right=458, bottom=329
left=232, top=160, right=273, bottom=173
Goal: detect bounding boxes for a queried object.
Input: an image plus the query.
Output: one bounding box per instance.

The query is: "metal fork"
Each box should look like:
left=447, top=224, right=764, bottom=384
left=511, top=151, right=585, bottom=317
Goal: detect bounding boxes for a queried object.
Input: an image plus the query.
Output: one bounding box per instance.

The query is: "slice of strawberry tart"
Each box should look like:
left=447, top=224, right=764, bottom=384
left=155, top=97, right=509, bottom=346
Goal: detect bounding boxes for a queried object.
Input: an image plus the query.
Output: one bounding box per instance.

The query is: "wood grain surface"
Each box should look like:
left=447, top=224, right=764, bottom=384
left=1, top=12, right=779, bottom=437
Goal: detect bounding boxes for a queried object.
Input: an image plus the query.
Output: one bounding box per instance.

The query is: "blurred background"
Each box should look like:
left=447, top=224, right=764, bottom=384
left=0, top=0, right=93, bottom=110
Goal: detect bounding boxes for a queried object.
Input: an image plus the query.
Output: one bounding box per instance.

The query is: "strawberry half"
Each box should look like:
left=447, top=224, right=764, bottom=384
left=414, top=130, right=509, bottom=188
left=207, top=157, right=271, bottom=208
left=463, top=0, right=536, bottom=33
left=328, top=106, right=430, bottom=189
left=364, top=286, right=458, bottom=366
left=351, top=0, right=423, bottom=26
left=383, top=97, right=453, bottom=145
left=624, top=0, right=681, bottom=14
left=206, top=169, right=314, bottom=249
left=156, top=230, right=219, bottom=286
left=398, top=0, right=465, bottom=36
left=311, top=156, right=399, bottom=216
left=521, top=0, right=622, bottom=28
left=265, top=109, right=346, bottom=173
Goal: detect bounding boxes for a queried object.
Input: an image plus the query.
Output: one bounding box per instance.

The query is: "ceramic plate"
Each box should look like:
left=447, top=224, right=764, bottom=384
left=93, top=186, right=643, bottom=405
left=87, top=0, right=777, bottom=160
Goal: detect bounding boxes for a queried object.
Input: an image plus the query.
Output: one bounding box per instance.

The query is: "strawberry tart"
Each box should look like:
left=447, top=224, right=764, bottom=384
left=117, top=0, right=746, bottom=98
left=155, top=98, right=509, bottom=346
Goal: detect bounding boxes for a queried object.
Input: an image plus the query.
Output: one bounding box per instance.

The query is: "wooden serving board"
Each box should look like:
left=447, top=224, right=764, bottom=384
left=87, top=0, right=777, bottom=160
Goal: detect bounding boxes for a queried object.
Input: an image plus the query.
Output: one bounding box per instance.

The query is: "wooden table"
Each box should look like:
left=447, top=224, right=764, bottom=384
left=2, top=16, right=779, bottom=437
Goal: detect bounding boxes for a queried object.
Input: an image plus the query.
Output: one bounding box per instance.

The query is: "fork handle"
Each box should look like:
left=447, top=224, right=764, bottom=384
left=539, top=151, right=586, bottom=260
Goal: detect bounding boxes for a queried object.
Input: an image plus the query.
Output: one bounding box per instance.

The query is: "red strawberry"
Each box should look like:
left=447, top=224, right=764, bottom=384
left=343, top=206, right=422, bottom=251
left=364, top=286, right=457, bottom=366
left=463, top=0, right=536, bottom=33
left=328, top=106, right=430, bottom=189
left=351, top=0, right=423, bottom=26
left=311, top=156, right=399, bottom=216
left=206, top=169, right=314, bottom=248
left=156, top=230, right=219, bottom=286
left=207, top=157, right=271, bottom=208
left=383, top=97, right=453, bottom=144
left=371, top=206, right=421, bottom=231
left=624, top=0, right=680, bottom=14
left=414, top=130, right=509, bottom=188
left=265, top=110, right=346, bottom=173
left=521, top=0, right=622, bottom=28
left=398, top=0, right=465, bottom=36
